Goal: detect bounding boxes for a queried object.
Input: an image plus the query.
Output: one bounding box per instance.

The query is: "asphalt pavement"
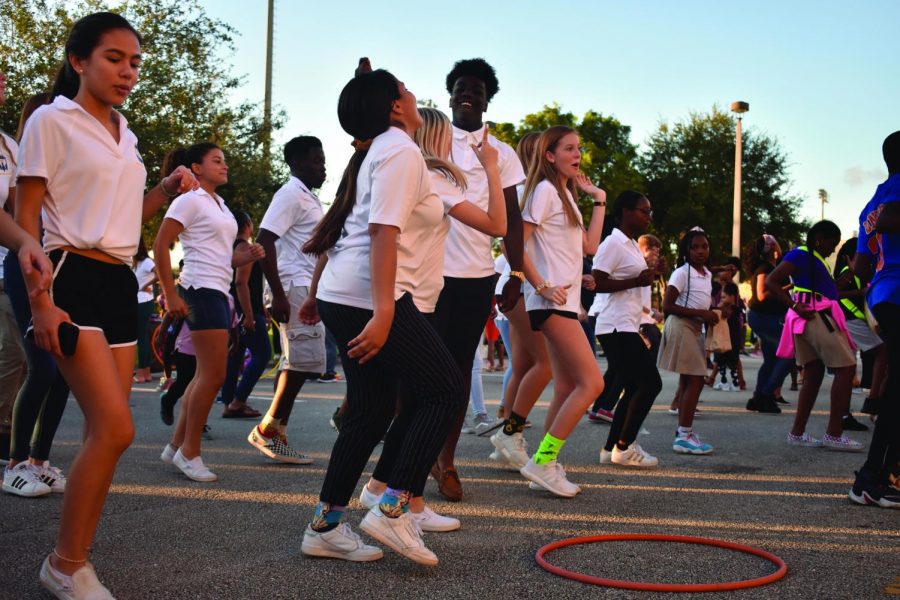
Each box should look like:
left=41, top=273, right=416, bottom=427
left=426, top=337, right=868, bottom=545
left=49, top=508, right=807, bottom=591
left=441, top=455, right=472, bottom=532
left=1, top=354, right=898, bottom=599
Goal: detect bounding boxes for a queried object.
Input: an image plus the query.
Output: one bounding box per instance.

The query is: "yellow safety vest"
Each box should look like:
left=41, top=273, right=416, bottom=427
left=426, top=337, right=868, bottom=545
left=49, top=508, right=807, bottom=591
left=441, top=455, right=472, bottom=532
left=838, top=266, right=866, bottom=320
left=791, top=246, right=832, bottom=296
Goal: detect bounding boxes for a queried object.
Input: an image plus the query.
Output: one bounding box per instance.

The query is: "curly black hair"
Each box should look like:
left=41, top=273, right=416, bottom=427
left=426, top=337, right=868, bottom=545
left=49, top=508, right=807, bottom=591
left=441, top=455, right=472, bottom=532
left=445, top=58, right=499, bottom=102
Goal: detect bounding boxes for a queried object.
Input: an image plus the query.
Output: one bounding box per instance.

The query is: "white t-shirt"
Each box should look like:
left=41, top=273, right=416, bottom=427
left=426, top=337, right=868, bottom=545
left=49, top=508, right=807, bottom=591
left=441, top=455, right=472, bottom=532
left=522, top=179, right=584, bottom=314
left=591, top=228, right=646, bottom=334
left=258, top=176, right=324, bottom=287
left=445, top=125, right=524, bottom=278
left=134, top=257, right=156, bottom=303
left=164, top=188, right=237, bottom=294
left=415, top=172, right=464, bottom=313
left=16, top=96, right=147, bottom=264
left=668, top=263, right=713, bottom=311
left=493, top=254, right=509, bottom=321
left=0, top=132, right=18, bottom=279
left=317, top=127, right=443, bottom=311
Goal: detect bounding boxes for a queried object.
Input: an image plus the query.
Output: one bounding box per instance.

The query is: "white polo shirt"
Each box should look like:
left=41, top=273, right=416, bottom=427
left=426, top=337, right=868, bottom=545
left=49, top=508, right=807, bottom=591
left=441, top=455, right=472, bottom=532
left=0, top=132, right=18, bottom=279
left=317, top=127, right=443, bottom=311
left=445, top=125, right=524, bottom=278
left=17, top=96, right=147, bottom=264
left=259, top=176, right=324, bottom=287
left=522, top=179, right=584, bottom=314
left=134, top=257, right=156, bottom=303
left=668, top=263, right=713, bottom=310
left=164, top=187, right=237, bottom=295
left=415, top=172, right=464, bottom=313
left=592, top=228, right=647, bottom=334
left=493, top=254, right=509, bottom=321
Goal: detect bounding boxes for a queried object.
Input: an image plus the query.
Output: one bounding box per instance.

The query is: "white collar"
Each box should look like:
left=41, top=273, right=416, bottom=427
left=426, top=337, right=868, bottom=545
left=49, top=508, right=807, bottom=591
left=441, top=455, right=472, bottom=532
left=291, top=176, right=317, bottom=198
left=452, top=124, right=485, bottom=143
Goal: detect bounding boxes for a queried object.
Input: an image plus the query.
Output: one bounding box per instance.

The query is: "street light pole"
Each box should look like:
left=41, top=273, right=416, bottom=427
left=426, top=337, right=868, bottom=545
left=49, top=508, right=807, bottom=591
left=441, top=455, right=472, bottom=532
left=263, top=0, right=274, bottom=164
left=818, top=188, right=828, bottom=221
left=731, top=101, right=749, bottom=259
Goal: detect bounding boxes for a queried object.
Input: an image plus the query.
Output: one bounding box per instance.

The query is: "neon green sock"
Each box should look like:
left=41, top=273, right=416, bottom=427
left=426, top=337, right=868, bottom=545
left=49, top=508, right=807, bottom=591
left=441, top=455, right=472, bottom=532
left=534, top=433, right=566, bottom=465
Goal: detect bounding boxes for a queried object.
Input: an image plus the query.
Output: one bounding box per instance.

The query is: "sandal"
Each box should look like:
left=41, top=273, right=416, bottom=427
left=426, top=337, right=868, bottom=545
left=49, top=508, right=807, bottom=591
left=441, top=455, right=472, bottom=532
left=222, top=405, right=262, bottom=419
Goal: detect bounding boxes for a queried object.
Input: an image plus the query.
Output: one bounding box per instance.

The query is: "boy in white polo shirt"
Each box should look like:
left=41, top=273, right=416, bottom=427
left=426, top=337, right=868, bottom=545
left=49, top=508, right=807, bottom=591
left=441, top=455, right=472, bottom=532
left=251, top=136, right=327, bottom=463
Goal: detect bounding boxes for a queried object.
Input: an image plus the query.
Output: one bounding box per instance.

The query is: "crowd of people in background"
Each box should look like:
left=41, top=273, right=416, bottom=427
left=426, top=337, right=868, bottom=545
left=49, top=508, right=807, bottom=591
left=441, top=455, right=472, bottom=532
left=0, top=11, right=897, bottom=599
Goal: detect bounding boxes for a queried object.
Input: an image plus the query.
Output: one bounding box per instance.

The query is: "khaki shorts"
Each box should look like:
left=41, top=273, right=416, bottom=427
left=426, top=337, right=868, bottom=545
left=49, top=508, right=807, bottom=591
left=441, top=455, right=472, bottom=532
left=279, top=284, right=326, bottom=373
left=793, top=312, right=856, bottom=369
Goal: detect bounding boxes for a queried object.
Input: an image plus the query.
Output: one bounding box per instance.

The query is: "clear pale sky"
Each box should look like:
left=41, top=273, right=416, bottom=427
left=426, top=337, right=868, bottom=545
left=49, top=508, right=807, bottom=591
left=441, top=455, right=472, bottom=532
left=199, top=0, right=899, bottom=241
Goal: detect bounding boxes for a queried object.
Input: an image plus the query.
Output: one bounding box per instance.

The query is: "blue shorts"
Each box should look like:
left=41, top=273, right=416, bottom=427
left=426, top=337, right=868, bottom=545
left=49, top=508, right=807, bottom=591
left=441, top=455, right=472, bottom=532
left=178, top=285, right=231, bottom=331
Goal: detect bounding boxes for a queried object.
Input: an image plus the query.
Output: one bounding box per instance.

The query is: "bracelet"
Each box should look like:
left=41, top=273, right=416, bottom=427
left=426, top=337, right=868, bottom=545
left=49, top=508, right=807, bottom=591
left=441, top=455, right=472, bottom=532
left=593, top=201, right=606, bottom=207
left=509, top=270, right=525, bottom=283
left=54, top=549, right=87, bottom=564
left=160, top=178, right=178, bottom=198
left=535, top=281, right=551, bottom=295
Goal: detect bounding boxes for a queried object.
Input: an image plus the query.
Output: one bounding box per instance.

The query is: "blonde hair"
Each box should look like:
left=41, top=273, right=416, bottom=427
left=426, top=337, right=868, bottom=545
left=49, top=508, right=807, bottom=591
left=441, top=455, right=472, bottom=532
left=638, top=234, right=661, bottom=249
left=521, top=125, right=581, bottom=228
left=414, top=107, right=467, bottom=190
left=516, top=131, right=540, bottom=174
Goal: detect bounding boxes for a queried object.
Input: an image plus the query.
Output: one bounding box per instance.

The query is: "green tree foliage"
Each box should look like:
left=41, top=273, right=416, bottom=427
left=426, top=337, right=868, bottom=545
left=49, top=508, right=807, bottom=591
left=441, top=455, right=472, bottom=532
left=490, top=104, right=644, bottom=225
left=0, top=0, right=285, bottom=235
left=640, top=106, right=807, bottom=262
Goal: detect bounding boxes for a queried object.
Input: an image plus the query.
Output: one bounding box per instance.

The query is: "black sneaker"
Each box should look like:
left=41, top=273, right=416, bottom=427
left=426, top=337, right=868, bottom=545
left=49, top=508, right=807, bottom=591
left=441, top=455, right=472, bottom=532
left=774, top=396, right=789, bottom=405
left=842, top=413, right=869, bottom=432
left=756, top=394, right=782, bottom=414
left=160, top=392, right=176, bottom=426
left=318, top=372, right=342, bottom=383
left=329, top=406, right=342, bottom=432
left=849, top=471, right=900, bottom=508
left=745, top=396, right=759, bottom=412
left=202, top=424, right=213, bottom=440
left=860, top=397, right=881, bottom=416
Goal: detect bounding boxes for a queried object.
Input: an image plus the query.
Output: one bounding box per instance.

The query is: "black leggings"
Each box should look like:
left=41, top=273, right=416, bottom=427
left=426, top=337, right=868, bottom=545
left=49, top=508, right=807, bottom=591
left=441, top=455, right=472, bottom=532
left=861, top=303, right=900, bottom=479
left=166, top=351, right=197, bottom=405
left=317, top=294, right=464, bottom=506
left=598, top=331, right=663, bottom=451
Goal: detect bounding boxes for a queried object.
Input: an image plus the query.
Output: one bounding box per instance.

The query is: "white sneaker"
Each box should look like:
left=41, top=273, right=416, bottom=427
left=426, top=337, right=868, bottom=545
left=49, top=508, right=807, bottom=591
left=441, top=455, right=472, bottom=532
left=520, top=458, right=580, bottom=498
left=712, top=381, right=724, bottom=391
left=301, top=523, right=383, bottom=562
left=359, top=505, right=438, bottom=566
left=39, top=555, right=114, bottom=599
left=473, top=414, right=505, bottom=437
left=172, top=449, right=217, bottom=482
left=822, top=434, right=865, bottom=452
left=3, top=463, right=51, bottom=497
left=40, top=462, right=67, bottom=493
left=599, top=448, right=612, bottom=464
left=160, top=444, right=177, bottom=464
left=611, top=443, right=659, bottom=469
left=786, top=432, right=823, bottom=447
left=411, top=506, right=460, bottom=532
left=490, top=430, right=528, bottom=469
left=358, top=484, right=382, bottom=509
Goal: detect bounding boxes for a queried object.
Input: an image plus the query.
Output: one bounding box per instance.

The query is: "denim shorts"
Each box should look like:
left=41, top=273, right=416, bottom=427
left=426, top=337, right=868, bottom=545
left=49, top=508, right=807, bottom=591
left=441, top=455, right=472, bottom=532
left=178, top=285, right=231, bottom=331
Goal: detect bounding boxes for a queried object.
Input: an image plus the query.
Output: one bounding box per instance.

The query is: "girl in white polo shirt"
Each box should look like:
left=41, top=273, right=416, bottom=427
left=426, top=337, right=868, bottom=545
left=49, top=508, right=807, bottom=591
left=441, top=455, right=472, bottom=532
left=357, top=106, right=506, bottom=533
left=517, top=125, right=606, bottom=497
left=592, top=191, right=663, bottom=469
left=299, top=70, right=464, bottom=566
left=15, top=13, right=198, bottom=598
left=154, top=143, right=264, bottom=483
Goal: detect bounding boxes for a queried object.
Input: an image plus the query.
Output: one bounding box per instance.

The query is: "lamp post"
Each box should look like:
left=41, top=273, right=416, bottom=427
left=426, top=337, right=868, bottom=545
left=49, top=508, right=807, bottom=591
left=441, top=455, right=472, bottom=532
left=730, top=101, right=749, bottom=259
left=818, top=188, right=828, bottom=221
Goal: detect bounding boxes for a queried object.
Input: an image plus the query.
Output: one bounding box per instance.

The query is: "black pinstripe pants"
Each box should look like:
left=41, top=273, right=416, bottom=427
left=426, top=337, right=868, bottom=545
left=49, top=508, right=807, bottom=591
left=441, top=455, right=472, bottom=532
left=316, top=294, right=465, bottom=505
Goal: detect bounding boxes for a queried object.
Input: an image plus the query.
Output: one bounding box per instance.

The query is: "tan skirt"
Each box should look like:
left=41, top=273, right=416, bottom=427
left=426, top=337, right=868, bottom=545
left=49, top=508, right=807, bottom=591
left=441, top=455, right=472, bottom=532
left=657, top=316, right=707, bottom=376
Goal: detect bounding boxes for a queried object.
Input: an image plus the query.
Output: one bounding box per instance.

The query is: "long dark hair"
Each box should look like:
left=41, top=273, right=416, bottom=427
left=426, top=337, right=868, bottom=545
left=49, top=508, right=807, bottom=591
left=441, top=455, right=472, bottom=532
left=676, top=227, right=710, bottom=268
left=161, top=142, right=220, bottom=178
left=304, top=70, right=400, bottom=256
left=51, top=12, right=142, bottom=100
left=833, top=237, right=858, bottom=280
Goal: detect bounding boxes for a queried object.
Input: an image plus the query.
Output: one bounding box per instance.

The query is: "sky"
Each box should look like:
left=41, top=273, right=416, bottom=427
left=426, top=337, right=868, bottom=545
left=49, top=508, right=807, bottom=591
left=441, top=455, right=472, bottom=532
left=199, top=0, right=899, bottom=242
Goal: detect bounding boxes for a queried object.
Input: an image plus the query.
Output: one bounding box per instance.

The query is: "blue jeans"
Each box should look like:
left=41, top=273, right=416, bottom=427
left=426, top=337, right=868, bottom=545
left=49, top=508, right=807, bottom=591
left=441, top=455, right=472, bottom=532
left=747, top=310, right=793, bottom=396
left=222, top=313, right=272, bottom=403
left=496, top=318, right=512, bottom=409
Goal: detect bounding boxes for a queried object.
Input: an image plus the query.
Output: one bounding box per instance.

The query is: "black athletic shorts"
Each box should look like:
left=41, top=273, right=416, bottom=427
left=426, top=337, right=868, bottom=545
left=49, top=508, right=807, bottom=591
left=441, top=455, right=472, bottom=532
left=50, top=249, right=138, bottom=347
left=528, top=309, right=578, bottom=331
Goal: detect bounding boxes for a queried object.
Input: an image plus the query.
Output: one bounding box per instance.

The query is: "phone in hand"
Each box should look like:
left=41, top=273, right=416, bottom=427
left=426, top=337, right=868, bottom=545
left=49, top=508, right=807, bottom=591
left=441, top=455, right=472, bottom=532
left=26, top=321, right=79, bottom=357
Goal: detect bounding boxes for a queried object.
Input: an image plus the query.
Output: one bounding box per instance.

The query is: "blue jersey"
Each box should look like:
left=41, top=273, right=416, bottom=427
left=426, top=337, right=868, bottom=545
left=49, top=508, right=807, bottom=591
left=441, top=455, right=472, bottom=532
left=783, top=246, right=837, bottom=300
left=857, top=173, right=900, bottom=308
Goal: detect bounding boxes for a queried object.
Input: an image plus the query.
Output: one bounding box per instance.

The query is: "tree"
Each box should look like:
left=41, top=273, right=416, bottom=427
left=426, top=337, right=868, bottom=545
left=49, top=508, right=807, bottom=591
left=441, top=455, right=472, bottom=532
left=490, top=104, right=644, bottom=224
left=640, top=106, right=807, bottom=262
left=0, top=0, right=285, bottom=235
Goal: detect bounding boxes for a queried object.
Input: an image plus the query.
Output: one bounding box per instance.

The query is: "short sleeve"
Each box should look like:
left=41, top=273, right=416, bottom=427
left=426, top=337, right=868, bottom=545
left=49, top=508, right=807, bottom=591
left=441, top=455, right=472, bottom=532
left=668, top=266, right=687, bottom=293
left=16, top=107, right=62, bottom=182
left=1, top=134, right=17, bottom=184
left=164, top=194, right=198, bottom=229
left=369, top=145, right=423, bottom=231
left=494, top=136, right=526, bottom=189
left=591, top=237, right=621, bottom=275
left=431, top=173, right=465, bottom=213
left=782, top=248, right=806, bottom=269
left=259, top=190, right=302, bottom=238
left=522, top=182, right=555, bottom=226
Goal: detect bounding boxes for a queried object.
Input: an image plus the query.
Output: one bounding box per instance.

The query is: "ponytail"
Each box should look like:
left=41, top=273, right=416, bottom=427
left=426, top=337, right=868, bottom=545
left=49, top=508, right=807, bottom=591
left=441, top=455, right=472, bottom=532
left=303, top=148, right=368, bottom=256
left=161, top=142, right=219, bottom=178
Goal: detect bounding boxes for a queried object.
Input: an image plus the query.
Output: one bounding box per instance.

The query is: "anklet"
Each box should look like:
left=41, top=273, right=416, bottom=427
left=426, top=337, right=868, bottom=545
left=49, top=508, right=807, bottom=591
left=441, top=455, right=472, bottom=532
left=53, top=550, right=87, bottom=564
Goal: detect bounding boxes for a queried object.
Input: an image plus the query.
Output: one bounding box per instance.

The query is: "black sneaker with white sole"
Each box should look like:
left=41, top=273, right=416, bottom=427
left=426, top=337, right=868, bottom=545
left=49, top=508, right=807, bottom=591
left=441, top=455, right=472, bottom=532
left=849, top=471, right=900, bottom=508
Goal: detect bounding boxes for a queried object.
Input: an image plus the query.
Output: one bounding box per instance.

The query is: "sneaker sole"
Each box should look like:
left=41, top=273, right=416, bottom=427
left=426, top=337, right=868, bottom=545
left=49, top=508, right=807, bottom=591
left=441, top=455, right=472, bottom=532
left=519, top=467, right=578, bottom=498
left=301, top=540, right=384, bottom=562
left=2, top=481, right=52, bottom=498
left=823, top=443, right=865, bottom=453
left=417, top=518, right=461, bottom=533
left=474, top=421, right=504, bottom=437
left=611, top=458, right=659, bottom=469
left=672, top=445, right=713, bottom=455
left=849, top=489, right=900, bottom=508
left=359, top=516, right=439, bottom=566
